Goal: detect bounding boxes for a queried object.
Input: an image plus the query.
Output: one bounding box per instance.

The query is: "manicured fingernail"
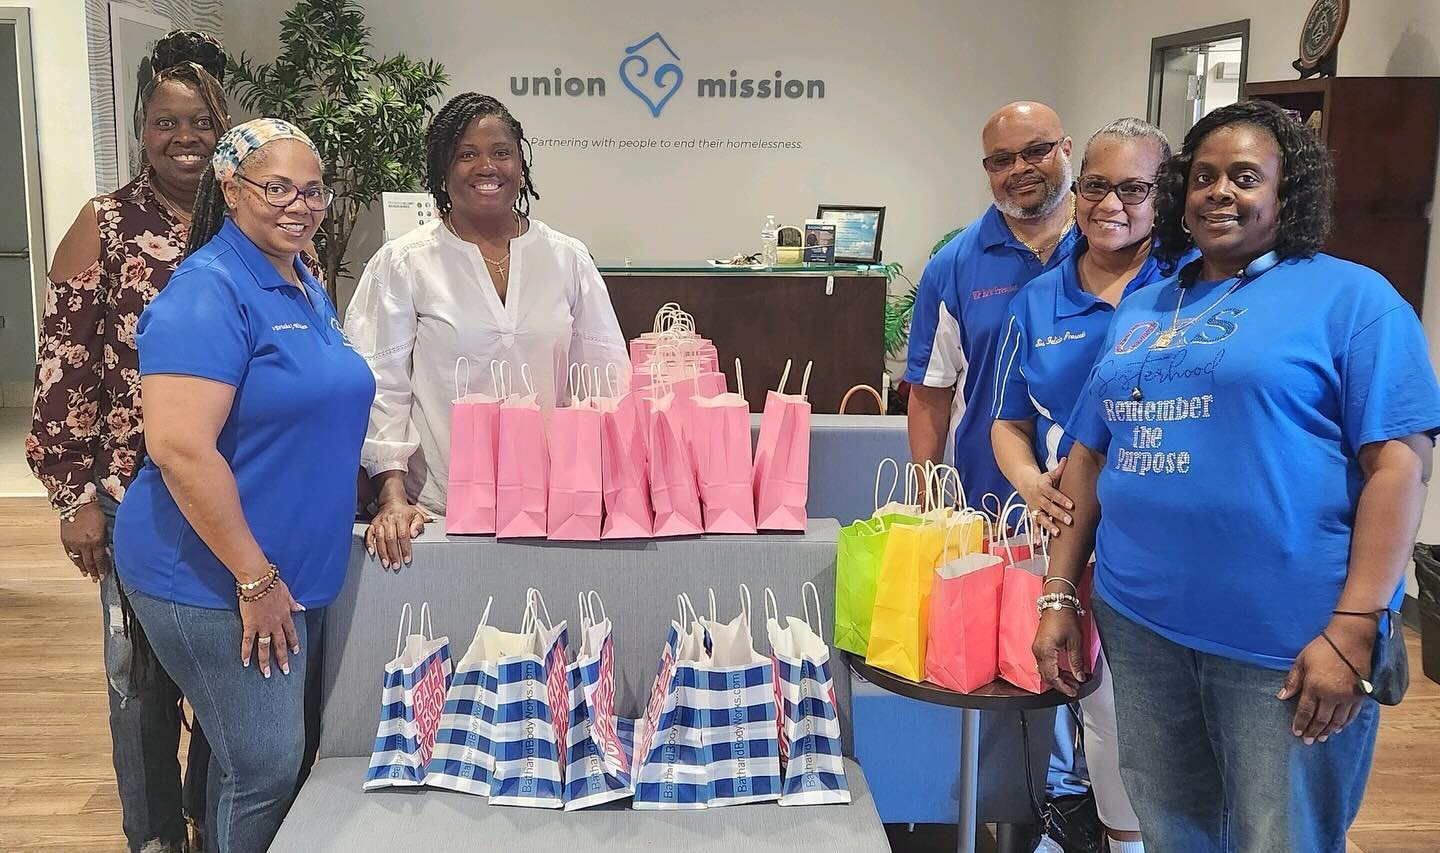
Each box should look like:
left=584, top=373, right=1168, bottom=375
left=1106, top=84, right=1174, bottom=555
left=263, top=669, right=271, bottom=679
left=281, top=664, right=290, bottom=675
left=1318, top=735, right=1328, bottom=743
left=367, top=546, right=375, bottom=555
left=1303, top=736, right=1314, bottom=745
left=243, top=660, right=250, bottom=668
left=292, top=646, right=300, bottom=655
left=298, top=604, right=307, bottom=611
left=1063, top=515, right=1073, bottom=524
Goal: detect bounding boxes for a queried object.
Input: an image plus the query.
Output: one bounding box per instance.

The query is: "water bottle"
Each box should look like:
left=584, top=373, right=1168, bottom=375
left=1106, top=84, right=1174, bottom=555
left=760, top=214, right=778, bottom=266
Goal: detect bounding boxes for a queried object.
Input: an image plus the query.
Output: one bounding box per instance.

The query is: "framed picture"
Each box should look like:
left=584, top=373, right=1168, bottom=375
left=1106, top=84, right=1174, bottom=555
left=816, top=204, right=886, bottom=264
left=109, top=2, right=174, bottom=184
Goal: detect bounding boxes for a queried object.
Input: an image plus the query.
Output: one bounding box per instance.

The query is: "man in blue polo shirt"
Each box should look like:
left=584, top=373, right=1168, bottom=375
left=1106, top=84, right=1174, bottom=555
left=904, top=100, right=1089, bottom=824
left=906, top=101, right=1079, bottom=508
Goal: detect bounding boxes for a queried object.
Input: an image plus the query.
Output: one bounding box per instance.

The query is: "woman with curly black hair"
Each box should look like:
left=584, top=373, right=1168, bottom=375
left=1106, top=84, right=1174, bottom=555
left=1032, top=99, right=1440, bottom=851
left=344, top=93, right=628, bottom=567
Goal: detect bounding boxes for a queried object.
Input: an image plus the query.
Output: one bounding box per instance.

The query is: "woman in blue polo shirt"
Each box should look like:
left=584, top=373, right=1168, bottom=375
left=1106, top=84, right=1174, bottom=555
left=114, top=119, right=374, bottom=853
left=1034, top=100, right=1440, bottom=851
left=993, top=117, right=1187, bottom=853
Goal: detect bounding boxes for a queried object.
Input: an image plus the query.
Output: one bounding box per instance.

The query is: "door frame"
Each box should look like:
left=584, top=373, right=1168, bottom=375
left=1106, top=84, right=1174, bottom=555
left=1146, top=19, right=1251, bottom=134
left=0, top=6, right=48, bottom=344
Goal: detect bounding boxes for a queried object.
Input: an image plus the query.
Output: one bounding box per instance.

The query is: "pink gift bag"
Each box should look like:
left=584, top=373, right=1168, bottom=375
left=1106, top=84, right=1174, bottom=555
left=753, top=360, right=812, bottom=531
left=925, top=514, right=1006, bottom=692
left=547, top=365, right=603, bottom=541
left=690, top=359, right=756, bottom=534
left=984, top=493, right=1033, bottom=564
left=446, top=358, right=503, bottom=535
left=598, top=371, right=653, bottom=540
left=495, top=364, right=549, bottom=539
left=646, top=383, right=704, bottom=537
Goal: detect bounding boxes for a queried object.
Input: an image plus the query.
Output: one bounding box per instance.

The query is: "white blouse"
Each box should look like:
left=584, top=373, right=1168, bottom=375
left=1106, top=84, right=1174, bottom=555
left=344, top=218, right=630, bottom=515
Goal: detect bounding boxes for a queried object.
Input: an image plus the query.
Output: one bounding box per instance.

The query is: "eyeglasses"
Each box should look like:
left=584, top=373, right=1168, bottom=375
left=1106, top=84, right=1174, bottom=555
left=1075, top=176, right=1156, bottom=206
left=981, top=139, right=1064, bottom=174
left=237, top=174, right=336, bottom=211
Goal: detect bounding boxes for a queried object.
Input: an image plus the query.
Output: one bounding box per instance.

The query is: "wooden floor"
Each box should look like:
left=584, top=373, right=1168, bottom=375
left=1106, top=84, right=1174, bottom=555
left=1, top=496, right=1437, bottom=852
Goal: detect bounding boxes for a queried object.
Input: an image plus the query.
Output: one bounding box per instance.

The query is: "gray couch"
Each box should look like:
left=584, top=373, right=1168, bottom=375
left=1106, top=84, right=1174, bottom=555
left=269, top=521, right=890, bottom=852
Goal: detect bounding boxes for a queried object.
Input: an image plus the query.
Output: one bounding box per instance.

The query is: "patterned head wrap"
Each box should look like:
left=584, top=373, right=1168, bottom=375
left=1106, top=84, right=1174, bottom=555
left=211, top=118, right=321, bottom=181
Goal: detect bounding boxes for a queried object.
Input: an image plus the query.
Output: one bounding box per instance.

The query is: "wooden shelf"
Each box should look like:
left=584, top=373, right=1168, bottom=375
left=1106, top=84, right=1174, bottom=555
left=1244, top=76, right=1440, bottom=312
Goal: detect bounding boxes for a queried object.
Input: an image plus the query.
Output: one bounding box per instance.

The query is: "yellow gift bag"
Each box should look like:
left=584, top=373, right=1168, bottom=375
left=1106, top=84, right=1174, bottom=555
left=864, top=514, right=945, bottom=681
left=923, top=465, right=988, bottom=560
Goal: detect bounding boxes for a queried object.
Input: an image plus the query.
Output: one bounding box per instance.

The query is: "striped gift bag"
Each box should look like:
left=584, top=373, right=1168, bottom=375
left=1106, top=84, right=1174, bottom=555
left=487, top=590, right=570, bottom=808
left=563, top=592, right=635, bottom=810
left=766, top=584, right=851, bottom=805
left=423, top=597, right=532, bottom=796
left=633, top=595, right=712, bottom=810
left=696, top=585, right=782, bottom=807
left=363, top=603, right=453, bottom=790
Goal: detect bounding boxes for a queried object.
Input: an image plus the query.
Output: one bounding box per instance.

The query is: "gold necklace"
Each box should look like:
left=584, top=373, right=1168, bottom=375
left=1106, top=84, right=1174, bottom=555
left=153, top=184, right=193, bottom=225
left=1018, top=198, right=1074, bottom=258
left=447, top=214, right=521, bottom=275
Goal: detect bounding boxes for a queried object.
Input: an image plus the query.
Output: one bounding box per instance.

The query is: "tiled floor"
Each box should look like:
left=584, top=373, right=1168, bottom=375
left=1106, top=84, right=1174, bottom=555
left=0, top=407, right=43, bottom=496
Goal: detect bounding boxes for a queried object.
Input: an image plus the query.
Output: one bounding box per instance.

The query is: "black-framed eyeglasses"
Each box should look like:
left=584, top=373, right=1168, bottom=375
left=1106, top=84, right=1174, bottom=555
left=1075, top=176, right=1156, bottom=206
left=237, top=174, right=336, bottom=211
left=981, top=139, right=1064, bottom=174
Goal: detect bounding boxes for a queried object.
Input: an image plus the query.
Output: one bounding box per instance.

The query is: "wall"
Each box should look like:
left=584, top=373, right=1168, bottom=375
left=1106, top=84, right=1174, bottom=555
left=223, top=0, right=1068, bottom=312
left=9, top=0, right=95, bottom=267
left=1060, top=1, right=1440, bottom=590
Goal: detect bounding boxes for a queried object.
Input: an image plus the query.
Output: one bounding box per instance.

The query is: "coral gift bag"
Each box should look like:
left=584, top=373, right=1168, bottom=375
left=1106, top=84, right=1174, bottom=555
left=495, top=364, right=549, bottom=538
left=997, top=514, right=1049, bottom=693
left=689, top=359, right=756, bottom=534
left=753, top=359, right=813, bottom=531
left=925, top=516, right=1006, bottom=693
left=446, top=358, right=502, bottom=535
left=547, top=364, right=603, bottom=541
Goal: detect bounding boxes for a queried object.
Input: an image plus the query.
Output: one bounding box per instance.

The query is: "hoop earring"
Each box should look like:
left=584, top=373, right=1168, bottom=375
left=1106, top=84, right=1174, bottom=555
left=1180, top=218, right=1191, bottom=235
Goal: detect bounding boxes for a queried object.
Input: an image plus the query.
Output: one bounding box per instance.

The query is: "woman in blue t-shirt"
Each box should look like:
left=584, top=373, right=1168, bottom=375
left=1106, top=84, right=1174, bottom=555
left=993, top=117, right=1185, bottom=853
left=113, top=119, right=375, bottom=853
left=1033, top=100, right=1440, bottom=851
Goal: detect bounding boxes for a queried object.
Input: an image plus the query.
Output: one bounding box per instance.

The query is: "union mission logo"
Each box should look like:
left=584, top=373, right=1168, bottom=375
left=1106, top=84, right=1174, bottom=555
left=508, top=31, right=827, bottom=118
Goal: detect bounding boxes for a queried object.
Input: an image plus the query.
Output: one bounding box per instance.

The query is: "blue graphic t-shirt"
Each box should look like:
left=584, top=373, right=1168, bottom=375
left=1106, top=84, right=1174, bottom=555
left=1068, top=253, right=1440, bottom=669
left=905, top=205, right=1079, bottom=506
left=992, top=239, right=1196, bottom=468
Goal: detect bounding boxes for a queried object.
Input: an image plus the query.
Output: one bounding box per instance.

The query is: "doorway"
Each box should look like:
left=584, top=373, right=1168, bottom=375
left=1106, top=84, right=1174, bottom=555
left=0, top=6, right=46, bottom=496
left=1148, top=21, right=1250, bottom=146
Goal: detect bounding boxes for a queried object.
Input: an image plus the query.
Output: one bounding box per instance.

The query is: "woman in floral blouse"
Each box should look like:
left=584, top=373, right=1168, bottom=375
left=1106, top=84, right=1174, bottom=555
left=25, top=34, right=233, bottom=853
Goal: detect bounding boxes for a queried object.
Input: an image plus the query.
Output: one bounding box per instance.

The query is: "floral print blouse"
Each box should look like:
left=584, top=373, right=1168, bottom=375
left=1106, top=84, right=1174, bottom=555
left=26, top=169, right=320, bottom=514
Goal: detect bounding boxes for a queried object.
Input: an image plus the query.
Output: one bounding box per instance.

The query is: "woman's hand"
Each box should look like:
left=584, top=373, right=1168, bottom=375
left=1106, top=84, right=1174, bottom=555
left=239, top=577, right=304, bottom=678
left=61, top=502, right=112, bottom=582
left=1018, top=457, right=1073, bottom=537
left=1034, top=607, right=1089, bottom=696
left=1278, top=618, right=1374, bottom=744
left=365, top=501, right=430, bottom=571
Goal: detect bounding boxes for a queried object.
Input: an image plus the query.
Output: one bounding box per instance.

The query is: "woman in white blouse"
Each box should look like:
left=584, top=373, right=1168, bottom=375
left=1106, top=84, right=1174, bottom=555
left=344, top=93, right=629, bottom=568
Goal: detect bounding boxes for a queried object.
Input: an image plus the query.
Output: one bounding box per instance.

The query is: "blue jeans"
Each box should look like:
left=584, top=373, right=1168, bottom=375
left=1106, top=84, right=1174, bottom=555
left=123, top=586, right=324, bottom=853
left=1094, top=597, right=1378, bottom=852
left=97, top=494, right=209, bottom=851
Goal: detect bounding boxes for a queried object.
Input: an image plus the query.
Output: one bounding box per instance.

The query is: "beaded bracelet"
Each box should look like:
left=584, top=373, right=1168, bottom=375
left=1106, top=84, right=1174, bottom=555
left=236, top=564, right=279, bottom=601
left=1036, top=592, right=1086, bottom=616
left=238, top=576, right=278, bottom=604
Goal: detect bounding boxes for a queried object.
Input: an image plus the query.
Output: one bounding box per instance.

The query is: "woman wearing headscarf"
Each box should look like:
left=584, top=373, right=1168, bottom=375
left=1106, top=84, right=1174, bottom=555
left=113, top=118, right=374, bottom=852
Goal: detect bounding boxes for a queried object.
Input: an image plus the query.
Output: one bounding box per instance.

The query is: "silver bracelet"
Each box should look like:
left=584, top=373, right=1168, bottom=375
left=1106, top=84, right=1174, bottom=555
left=1043, top=576, right=1078, bottom=593
left=1036, top=592, right=1086, bottom=616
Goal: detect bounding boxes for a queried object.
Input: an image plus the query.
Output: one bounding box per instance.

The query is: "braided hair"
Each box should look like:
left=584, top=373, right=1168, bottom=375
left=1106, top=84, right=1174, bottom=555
left=136, top=31, right=230, bottom=157
left=1154, top=99, right=1334, bottom=264
left=152, top=29, right=227, bottom=82
left=425, top=92, right=539, bottom=218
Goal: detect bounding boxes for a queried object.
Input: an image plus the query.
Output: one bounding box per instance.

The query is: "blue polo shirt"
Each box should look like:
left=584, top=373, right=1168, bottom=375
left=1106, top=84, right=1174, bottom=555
left=1067, top=253, right=1440, bottom=669
left=905, top=204, right=1079, bottom=506
left=115, top=219, right=375, bottom=610
left=992, top=239, right=1195, bottom=468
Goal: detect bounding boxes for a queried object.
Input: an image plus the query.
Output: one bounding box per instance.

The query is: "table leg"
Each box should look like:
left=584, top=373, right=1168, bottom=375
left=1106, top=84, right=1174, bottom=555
left=958, top=707, right=981, bottom=853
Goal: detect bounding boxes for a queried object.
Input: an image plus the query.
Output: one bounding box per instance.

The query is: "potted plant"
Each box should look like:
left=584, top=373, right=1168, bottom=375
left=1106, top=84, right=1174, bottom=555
left=226, top=0, right=448, bottom=301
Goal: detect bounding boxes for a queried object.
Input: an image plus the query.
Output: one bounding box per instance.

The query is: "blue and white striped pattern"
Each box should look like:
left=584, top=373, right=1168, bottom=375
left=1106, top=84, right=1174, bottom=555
left=695, top=660, right=783, bottom=806
left=633, top=621, right=712, bottom=810
left=487, top=623, right=570, bottom=809
left=563, top=625, right=636, bottom=810
left=772, top=642, right=851, bottom=805
left=422, top=657, right=499, bottom=796
left=363, top=640, right=453, bottom=790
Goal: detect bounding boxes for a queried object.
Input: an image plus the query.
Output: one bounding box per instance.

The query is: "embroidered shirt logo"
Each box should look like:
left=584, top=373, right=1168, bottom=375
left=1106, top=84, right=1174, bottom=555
left=272, top=322, right=309, bottom=331
left=1034, top=330, right=1087, bottom=348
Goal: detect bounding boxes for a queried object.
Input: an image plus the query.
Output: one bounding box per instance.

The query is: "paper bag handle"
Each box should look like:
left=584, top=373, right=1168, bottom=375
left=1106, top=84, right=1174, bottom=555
left=802, top=581, right=824, bottom=643
left=840, top=384, right=885, bottom=414
left=873, top=457, right=900, bottom=512
left=454, top=357, right=471, bottom=401
left=677, top=593, right=701, bottom=625
left=394, top=602, right=413, bottom=657
left=734, top=358, right=745, bottom=400
left=587, top=590, right=607, bottom=625
left=764, top=587, right=779, bottom=626
left=738, top=583, right=752, bottom=626
left=519, top=363, right=536, bottom=397
left=492, top=360, right=513, bottom=399
left=603, top=362, right=622, bottom=397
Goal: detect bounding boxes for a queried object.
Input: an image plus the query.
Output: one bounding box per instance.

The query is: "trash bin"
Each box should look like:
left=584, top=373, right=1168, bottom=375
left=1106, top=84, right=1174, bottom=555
left=1413, top=543, right=1440, bottom=685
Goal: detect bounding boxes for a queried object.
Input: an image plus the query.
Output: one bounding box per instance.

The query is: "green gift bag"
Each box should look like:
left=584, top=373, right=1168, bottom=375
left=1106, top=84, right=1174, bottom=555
left=835, top=515, right=916, bottom=655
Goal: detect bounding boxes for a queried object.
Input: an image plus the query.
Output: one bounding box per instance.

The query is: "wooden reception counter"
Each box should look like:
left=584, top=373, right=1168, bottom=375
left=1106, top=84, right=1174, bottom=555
left=598, top=261, right=888, bottom=414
